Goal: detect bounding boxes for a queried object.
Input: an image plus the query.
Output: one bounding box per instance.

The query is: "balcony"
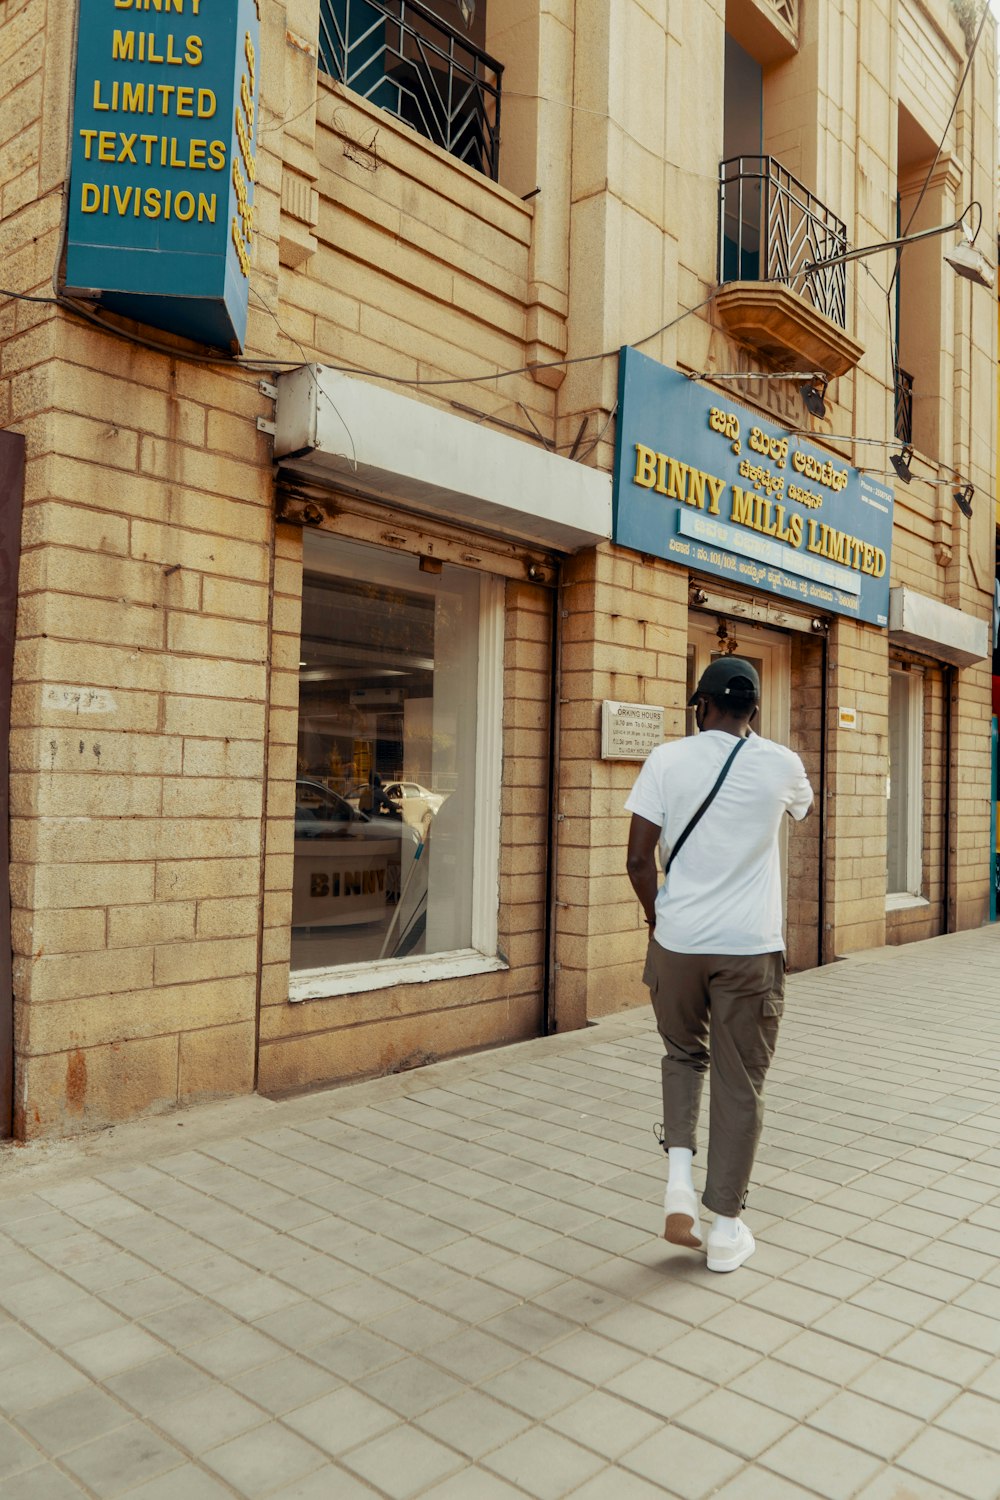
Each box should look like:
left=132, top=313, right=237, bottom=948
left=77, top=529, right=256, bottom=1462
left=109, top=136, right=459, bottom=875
left=894, top=366, right=914, bottom=445
left=318, top=0, right=503, bottom=181
left=716, top=156, right=865, bottom=379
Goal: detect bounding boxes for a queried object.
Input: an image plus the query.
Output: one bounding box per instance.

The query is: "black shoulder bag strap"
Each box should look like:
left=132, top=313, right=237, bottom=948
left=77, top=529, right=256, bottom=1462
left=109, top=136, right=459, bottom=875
left=663, top=735, right=748, bottom=877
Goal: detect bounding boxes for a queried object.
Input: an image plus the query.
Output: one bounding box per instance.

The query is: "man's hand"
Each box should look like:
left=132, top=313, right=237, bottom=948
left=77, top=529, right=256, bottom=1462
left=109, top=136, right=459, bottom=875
left=626, top=813, right=661, bottom=933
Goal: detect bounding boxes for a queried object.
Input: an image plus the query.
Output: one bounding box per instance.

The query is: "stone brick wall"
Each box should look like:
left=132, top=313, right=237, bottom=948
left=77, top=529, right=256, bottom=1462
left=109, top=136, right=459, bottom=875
left=557, top=546, right=689, bottom=1025
left=787, top=632, right=823, bottom=972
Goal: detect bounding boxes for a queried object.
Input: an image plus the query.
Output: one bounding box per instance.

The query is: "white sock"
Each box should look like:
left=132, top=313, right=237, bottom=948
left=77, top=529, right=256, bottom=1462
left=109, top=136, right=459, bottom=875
left=666, top=1146, right=694, bottom=1195
left=712, top=1213, right=741, bottom=1238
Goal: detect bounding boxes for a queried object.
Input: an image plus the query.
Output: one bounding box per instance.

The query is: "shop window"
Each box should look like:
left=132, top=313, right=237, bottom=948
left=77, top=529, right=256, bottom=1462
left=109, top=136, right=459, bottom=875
left=887, top=666, right=924, bottom=899
left=292, top=533, right=502, bottom=979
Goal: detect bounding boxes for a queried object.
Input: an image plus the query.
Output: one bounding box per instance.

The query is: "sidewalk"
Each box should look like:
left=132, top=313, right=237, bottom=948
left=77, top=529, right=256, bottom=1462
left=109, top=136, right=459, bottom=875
left=2, top=927, right=1000, bottom=1500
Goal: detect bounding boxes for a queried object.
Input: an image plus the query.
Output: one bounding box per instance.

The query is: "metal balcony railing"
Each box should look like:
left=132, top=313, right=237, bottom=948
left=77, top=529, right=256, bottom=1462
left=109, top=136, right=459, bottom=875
left=719, top=156, right=849, bottom=328
left=769, top=0, right=798, bottom=31
left=894, top=366, right=914, bottom=445
left=318, top=0, right=503, bottom=181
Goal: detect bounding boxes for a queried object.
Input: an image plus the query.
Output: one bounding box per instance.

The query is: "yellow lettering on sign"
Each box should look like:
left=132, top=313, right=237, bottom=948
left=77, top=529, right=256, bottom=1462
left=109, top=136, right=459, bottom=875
left=633, top=444, right=657, bottom=489
left=114, top=1, right=190, bottom=11
left=633, top=445, right=725, bottom=516
left=234, top=107, right=257, bottom=181
left=731, top=486, right=754, bottom=528
left=239, top=73, right=255, bottom=133
left=804, top=520, right=885, bottom=575
left=244, top=32, right=257, bottom=95
left=79, top=183, right=217, bottom=222
left=231, top=217, right=251, bottom=276
left=111, top=29, right=201, bottom=64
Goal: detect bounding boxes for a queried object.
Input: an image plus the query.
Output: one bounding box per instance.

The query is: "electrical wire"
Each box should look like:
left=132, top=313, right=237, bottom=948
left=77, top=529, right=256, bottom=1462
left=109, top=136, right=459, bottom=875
left=0, top=289, right=60, bottom=305
left=0, top=281, right=723, bottom=393
left=890, top=0, right=992, bottom=296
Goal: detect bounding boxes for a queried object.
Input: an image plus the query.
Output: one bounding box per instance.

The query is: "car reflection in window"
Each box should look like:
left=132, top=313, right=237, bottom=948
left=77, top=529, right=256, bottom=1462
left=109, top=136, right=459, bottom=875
left=295, top=781, right=371, bottom=840
left=383, top=781, right=446, bottom=816
left=293, top=780, right=425, bottom=945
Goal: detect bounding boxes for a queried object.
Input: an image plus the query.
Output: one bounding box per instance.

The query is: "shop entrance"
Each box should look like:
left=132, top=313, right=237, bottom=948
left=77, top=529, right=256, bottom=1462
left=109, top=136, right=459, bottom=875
left=687, top=612, right=795, bottom=942
left=686, top=615, right=790, bottom=742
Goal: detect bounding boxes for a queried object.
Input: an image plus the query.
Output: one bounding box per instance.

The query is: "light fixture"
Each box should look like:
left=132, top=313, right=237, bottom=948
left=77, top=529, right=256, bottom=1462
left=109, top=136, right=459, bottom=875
left=799, top=377, right=829, bottom=419
left=890, top=446, right=914, bottom=484
left=944, top=227, right=995, bottom=289
left=801, top=202, right=992, bottom=289
left=456, top=0, right=475, bottom=25
left=953, top=483, right=975, bottom=518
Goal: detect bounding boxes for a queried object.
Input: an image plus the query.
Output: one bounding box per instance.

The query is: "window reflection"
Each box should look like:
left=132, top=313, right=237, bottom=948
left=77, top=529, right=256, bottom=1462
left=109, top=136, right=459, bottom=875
left=292, top=535, right=480, bottom=972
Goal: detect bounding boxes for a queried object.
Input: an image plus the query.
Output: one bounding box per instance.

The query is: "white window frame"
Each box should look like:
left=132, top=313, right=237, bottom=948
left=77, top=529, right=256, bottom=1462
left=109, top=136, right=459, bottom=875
left=290, top=562, right=506, bottom=1002
left=886, top=665, right=926, bottom=908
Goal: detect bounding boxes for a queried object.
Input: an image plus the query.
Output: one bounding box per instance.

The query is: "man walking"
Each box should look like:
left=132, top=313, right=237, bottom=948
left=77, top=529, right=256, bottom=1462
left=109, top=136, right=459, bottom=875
left=625, top=658, right=813, bottom=1272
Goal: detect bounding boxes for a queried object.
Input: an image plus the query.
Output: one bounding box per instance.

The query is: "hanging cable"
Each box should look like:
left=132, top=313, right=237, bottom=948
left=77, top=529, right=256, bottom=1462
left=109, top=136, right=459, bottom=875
left=889, top=0, right=992, bottom=297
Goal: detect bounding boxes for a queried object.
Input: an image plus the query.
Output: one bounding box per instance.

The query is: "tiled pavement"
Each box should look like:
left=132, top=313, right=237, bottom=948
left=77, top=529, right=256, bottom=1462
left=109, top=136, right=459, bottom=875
left=3, top=928, right=1000, bottom=1500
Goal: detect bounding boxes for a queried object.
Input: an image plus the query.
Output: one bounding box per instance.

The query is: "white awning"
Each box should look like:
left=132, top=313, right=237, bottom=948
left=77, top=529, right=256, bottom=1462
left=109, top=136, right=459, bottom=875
left=888, top=586, right=990, bottom=667
left=273, top=365, right=612, bottom=553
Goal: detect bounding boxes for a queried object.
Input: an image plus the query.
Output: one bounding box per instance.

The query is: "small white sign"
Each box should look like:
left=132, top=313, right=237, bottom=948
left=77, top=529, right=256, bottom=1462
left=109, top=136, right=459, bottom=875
left=838, top=705, right=858, bottom=730
left=42, top=685, right=117, bottom=715
left=601, top=701, right=665, bottom=761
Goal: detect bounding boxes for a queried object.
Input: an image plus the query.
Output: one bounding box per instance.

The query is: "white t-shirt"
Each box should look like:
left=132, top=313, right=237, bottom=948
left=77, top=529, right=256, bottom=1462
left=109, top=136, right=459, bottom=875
left=625, top=730, right=813, bottom=955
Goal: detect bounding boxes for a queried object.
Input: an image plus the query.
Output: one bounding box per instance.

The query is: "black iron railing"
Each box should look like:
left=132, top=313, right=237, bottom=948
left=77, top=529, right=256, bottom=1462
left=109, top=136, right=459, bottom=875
left=719, top=156, right=849, bottom=328
left=894, top=366, right=913, bottom=445
left=768, top=0, right=798, bottom=31
left=318, top=0, right=503, bottom=181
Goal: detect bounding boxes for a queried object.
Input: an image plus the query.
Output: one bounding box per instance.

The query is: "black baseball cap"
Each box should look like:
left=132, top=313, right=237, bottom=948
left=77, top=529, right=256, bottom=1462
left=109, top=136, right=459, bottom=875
left=687, top=657, right=761, bottom=706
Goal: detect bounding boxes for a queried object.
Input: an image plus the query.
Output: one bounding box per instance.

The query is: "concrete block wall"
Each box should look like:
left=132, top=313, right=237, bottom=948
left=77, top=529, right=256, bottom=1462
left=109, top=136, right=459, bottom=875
left=555, top=546, right=689, bottom=1026
left=822, top=618, right=890, bottom=957
left=9, top=327, right=277, bottom=1134
left=787, top=632, right=823, bottom=972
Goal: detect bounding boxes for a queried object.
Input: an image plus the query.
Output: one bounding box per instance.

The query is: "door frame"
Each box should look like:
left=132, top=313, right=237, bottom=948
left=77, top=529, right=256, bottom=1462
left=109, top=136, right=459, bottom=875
left=0, top=432, right=25, bottom=1138
left=687, top=614, right=791, bottom=743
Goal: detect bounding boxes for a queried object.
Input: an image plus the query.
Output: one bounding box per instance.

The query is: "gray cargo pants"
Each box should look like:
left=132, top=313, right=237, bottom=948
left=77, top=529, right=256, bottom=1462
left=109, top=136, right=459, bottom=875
left=643, top=939, right=784, bottom=1217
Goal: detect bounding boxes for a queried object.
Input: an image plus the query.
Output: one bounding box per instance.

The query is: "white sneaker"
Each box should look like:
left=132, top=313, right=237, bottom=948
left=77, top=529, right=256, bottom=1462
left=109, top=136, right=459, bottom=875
left=706, top=1219, right=755, bottom=1273
left=663, top=1185, right=703, bottom=1248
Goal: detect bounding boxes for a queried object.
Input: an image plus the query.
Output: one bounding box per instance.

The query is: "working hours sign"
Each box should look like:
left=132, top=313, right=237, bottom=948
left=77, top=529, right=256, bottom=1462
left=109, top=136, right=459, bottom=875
left=65, top=0, right=261, bottom=352
left=613, top=348, right=894, bottom=628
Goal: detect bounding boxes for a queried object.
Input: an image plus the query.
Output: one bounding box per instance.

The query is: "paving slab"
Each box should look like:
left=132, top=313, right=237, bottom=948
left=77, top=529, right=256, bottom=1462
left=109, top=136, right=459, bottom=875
left=1, top=927, right=1000, bottom=1497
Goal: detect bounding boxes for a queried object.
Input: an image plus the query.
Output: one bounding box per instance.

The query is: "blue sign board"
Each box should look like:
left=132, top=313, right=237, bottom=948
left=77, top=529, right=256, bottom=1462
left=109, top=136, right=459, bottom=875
left=613, top=348, right=894, bottom=627
left=66, top=0, right=261, bottom=352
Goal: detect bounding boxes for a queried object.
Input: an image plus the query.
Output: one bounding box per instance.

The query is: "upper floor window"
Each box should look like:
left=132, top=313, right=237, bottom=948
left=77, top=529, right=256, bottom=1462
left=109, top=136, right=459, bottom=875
left=318, top=0, right=503, bottom=180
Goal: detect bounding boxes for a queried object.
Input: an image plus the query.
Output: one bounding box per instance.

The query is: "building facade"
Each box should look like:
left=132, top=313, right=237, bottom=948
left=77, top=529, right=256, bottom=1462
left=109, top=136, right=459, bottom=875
left=1, top=0, right=996, bottom=1137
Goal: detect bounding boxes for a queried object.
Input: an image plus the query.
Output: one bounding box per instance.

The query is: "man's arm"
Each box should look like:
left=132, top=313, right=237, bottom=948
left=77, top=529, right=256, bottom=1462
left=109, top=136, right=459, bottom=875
left=626, top=814, right=662, bottom=933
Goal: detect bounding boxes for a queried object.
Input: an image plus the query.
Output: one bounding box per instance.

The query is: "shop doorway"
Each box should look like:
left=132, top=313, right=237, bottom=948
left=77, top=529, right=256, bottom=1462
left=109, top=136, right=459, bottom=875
left=687, top=613, right=794, bottom=937
left=686, top=615, right=791, bottom=742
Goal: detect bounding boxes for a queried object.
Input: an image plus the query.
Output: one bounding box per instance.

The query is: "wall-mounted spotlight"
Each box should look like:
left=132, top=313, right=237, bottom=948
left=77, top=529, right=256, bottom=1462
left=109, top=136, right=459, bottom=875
left=953, top=483, right=975, bottom=518
left=943, top=233, right=994, bottom=289
left=799, top=377, right=829, bottom=419
left=890, top=446, right=914, bottom=484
